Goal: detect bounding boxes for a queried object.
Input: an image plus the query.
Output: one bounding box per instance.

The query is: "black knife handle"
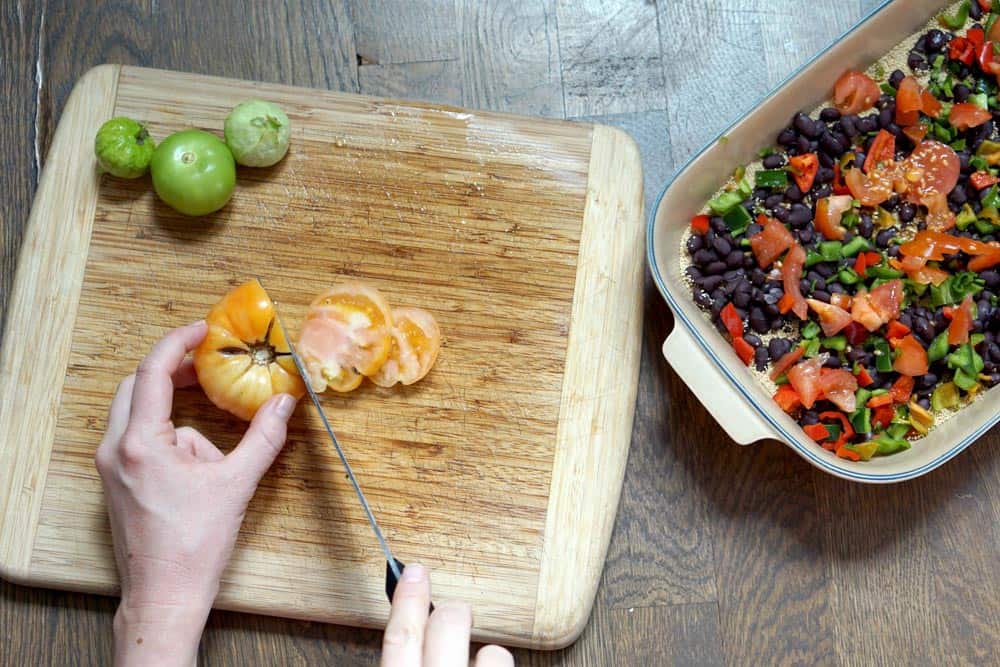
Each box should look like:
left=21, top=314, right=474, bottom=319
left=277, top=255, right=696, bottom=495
left=385, top=559, right=434, bottom=613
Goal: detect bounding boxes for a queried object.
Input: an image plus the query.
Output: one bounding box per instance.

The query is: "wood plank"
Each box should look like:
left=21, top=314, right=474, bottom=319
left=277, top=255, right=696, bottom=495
left=457, top=0, right=565, bottom=117
left=358, top=60, right=463, bottom=107
left=555, top=0, right=665, bottom=117
left=349, top=0, right=457, bottom=65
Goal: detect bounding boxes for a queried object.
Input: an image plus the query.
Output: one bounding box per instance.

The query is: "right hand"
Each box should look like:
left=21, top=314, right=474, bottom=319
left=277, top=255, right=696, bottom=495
left=381, top=564, right=514, bottom=667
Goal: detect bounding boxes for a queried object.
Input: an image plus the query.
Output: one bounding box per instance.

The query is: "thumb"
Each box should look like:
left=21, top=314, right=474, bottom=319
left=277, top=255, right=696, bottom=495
left=226, top=393, right=297, bottom=483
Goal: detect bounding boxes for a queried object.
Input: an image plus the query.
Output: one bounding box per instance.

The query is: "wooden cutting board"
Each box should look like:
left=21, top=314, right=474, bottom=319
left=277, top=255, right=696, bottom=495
left=0, top=64, right=643, bottom=649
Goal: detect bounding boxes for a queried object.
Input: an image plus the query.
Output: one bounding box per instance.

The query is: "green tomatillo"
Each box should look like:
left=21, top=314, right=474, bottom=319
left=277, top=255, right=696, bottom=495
left=94, top=117, right=156, bottom=179
left=223, top=99, right=291, bottom=167
left=150, top=130, right=236, bottom=216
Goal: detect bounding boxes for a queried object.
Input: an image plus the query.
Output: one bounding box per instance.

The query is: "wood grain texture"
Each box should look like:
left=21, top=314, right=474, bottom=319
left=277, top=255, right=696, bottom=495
left=358, top=60, right=464, bottom=107
left=2, top=64, right=643, bottom=648
left=350, top=0, right=457, bottom=65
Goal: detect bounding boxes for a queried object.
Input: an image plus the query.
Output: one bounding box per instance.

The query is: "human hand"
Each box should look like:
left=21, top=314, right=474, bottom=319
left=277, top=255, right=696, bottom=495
left=95, top=321, right=297, bottom=667
left=381, top=563, right=514, bottom=667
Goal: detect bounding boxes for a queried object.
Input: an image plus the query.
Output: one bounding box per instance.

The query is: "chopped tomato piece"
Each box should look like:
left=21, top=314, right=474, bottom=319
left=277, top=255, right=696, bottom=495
left=864, top=251, right=882, bottom=266
left=749, top=216, right=795, bottom=268
left=781, top=244, right=808, bottom=319
left=903, top=123, right=929, bottom=145
left=895, top=76, right=925, bottom=126
left=806, top=298, right=853, bottom=336
left=843, top=321, right=868, bottom=346
left=891, top=375, right=915, bottom=404
left=867, top=393, right=894, bottom=408
left=836, top=445, right=862, bottom=461
left=949, top=103, right=993, bottom=130
left=819, top=368, right=858, bottom=413
left=900, top=255, right=951, bottom=286
left=819, top=411, right=855, bottom=450
left=901, top=141, right=961, bottom=208
left=970, top=171, right=1000, bottom=190
left=980, top=0, right=993, bottom=13
left=845, top=164, right=895, bottom=206
left=833, top=70, right=880, bottom=115
left=789, top=153, right=819, bottom=192
left=832, top=163, right=851, bottom=195
left=891, top=334, right=930, bottom=377
left=900, top=230, right=997, bottom=262
left=949, top=36, right=977, bottom=65
left=851, top=288, right=886, bottom=332
left=869, top=280, right=903, bottom=323
left=948, top=295, right=975, bottom=345
left=886, top=320, right=911, bottom=339
left=924, top=192, right=957, bottom=232
left=778, top=293, right=796, bottom=315
left=814, top=194, right=853, bottom=240
left=979, top=40, right=1000, bottom=76
left=770, top=347, right=805, bottom=381
left=733, top=336, right=755, bottom=365
left=369, top=306, right=442, bottom=387
left=773, top=384, right=802, bottom=413
left=691, top=214, right=710, bottom=234
left=969, top=249, right=1000, bottom=271
left=720, top=302, right=743, bottom=339
left=830, top=292, right=853, bottom=310
left=854, top=252, right=868, bottom=278
left=803, top=423, right=831, bottom=442
left=865, top=130, right=896, bottom=173
left=920, top=89, right=942, bottom=118
left=855, top=365, right=874, bottom=388
left=788, top=357, right=824, bottom=409
left=872, top=405, right=895, bottom=429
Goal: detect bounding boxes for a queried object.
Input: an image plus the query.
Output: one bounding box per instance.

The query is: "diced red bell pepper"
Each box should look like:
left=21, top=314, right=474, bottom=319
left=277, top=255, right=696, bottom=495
left=890, top=374, right=915, bottom=404
left=865, top=251, right=882, bottom=266
left=855, top=365, right=874, bottom=388
left=979, top=0, right=992, bottom=12
left=803, top=423, right=831, bottom=442
left=789, top=153, right=819, bottom=193
left=819, top=411, right=855, bottom=450
left=691, top=214, right=710, bottom=234
left=872, top=405, right=895, bottom=429
left=836, top=445, right=862, bottom=461
left=720, top=302, right=743, bottom=340
left=968, top=26, right=986, bottom=52
left=886, top=319, right=911, bottom=339
left=867, top=393, right=894, bottom=408
left=773, top=384, right=802, bottom=413
left=903, top=124, right=929, bottom=145
left=778, top=293, right=796, bottom=315
left=733, top=336, right=755, bottom=366
left=832, top=163, right=851, bottom=195
left=950, top=36, right=977, bottom=65
left=854, top=253, right=868, bottom=278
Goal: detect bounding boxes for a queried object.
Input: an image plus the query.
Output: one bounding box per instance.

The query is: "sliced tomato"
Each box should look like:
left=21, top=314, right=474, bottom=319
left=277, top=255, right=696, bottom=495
left=950, top=36, right=977, bottom=65
left=298, top=282, right=394, bottom=392
left=193, top=279, right=306, bottom=421
left=864, top=130, right=896, bottom=174
left=979, top=40, right=1000, bottom=76
left=814, top=194, right=854, bottom=240
left=691, top=214, right=710, bottom=234
left=782, top=244, right=808, bottom=320
left=851, top=288, right=886, bottom=332
left=845, top=164, right=895, bottom=206
left=869, top=279, right=903, bottom=322
left=949, top=103, right=993, bottom=131
left=806, top=298, right=853, bottom=336
left=370, top=306, right=442, bottom=387
left=969, top=249, right=1000, bottom=271
left=872, top=405, right=895, bottom=429
left=901, top=141, right=960, bottom=208
left=830, top=292, right=853, bottom=310
left=749, top=215, right=795, bottom=268
left=896, top=255, right=951, bottom=285
left=818, top=368, right=859, bottom=413
left=903, top=123, right=929, bottom=145
left=720, top=302, right=744, bottom=339
left=856, top=364, right=874, bottom=387
left=788, top=357, right=824, bottom=409
left=891, top=334, right=930, bottom=377
left=921, top=89, right=942, bottom=118
left=770, top=347, right=805, bottom=381
left=733, top=336, right=755, bottom=366
left=886, top=320, right=911, bottom=339
left=895, top=76, right=924, bottom=126
left=970, top=171, right=1000, bottom=190
left=948, top=295, right=975, bottom=345
left=773, top=384, right=802, bottom=413
left=925, top=192, right=957, bottom=232
left=832, top=163, right=851, bottom=195
left=789, top=153, right=819, bottom=192
left=833, top=70, right=880, bottom=115
left=891, top=374, right=915, bottom=404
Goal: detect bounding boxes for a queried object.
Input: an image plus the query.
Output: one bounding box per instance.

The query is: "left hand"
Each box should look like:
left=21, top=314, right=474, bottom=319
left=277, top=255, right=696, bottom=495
left=95, top=321, right=298, bottom=666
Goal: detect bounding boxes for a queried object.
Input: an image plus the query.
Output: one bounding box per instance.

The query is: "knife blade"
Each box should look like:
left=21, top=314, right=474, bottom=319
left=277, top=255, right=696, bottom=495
left=268, top=300, right=406, bottom=601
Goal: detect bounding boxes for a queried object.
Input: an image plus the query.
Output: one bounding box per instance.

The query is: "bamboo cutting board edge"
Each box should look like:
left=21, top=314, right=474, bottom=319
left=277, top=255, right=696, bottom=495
left=0, top=64, right=645, bottom=649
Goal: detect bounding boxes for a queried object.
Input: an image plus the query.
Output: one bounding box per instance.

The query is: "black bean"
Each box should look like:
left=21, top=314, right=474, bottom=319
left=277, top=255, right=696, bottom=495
left=693, top=249, right=716, bottom=265
left=754, top=347, right=769, bottom=371
left=971, top=1, right=983, bottom=20
left=846, top=347, right=867, bottom=363
left=858, top=218, right=874, bottom=239
left=898, top=312, right=912, bottom=329
left=750, top=307, right=769, bottom=334
left=815, top=263, right=834, bottom=278
left=828, top=283, right=846, bottom=294
left=785, top=183, right=804, bottom=202
left=773, top=205, right=790, bottom=223
left=726, top=250, right=744, bottom=269
left=778, top=127, right=798, bottom=147
left=914, top=317, right=935, bottom=343
left=713, top=236, right=732, bottom=256
left=814, top=184, right=833, bottom=199
left=879, top=107, right=894, bottom=129
left=706, top=261, right=727, bottom=274
left=711, top=216, right=728, bottom=233
left=823, top=355, right=842, bottom=368
left=816, top=166, right=834, bottom=184
left=798, top=227, right=815, bottom=244
left=954, top=83, right=971, bottom=103
left=949, top=186, right=968, bottom=206
left=741, top=333, right=760, bottom=348
left=765, top=193, right=784, bottom=209
left=686, top=235, right=703, bottom=253
left=818, top=152, right=835, bottom=168
left=926, top=29, right=947, bottom=53
left=812, top=290, right=831, bottom=302
left=762, top=153, right=786, bottom=169
left=917, top=397, right=931, bottom=410
left=820, top=132, right=844, bottom=156
left=685, top=266, right=702, bottom=282
left=788, top=203, right=812, bottom=227
left=701, top=275, right=724, bottom=292
left=750, top=268, right=767, bottom=286
left=889, top=69, right=905, bottom=89
left=746, top=223, right=763, bottom=237
left=899, top=203, right=916, bottom=223
left=796, top=135, right=812, bottom=155
left=743, top=254, right=756, bottom=269
left=841, top=115, right=858, bottom=138
left=794, top=112, right=820, bottom=137
left=907, top=51, right=927, bottom=70
left=989, top=342, right=1000, bottom=362
left=768, top=337, right=791, bottom=359
left=982, top=270, right=999, bottom=288
left=858, top=115, right=879, bottom=134
left=914, top=34, right=928, bottom=53
left=875, top=229, right=894, bottom=249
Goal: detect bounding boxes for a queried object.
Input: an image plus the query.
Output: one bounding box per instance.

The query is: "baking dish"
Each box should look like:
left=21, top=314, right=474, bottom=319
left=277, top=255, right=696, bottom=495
left=648, top=0, right=1000, bottom=483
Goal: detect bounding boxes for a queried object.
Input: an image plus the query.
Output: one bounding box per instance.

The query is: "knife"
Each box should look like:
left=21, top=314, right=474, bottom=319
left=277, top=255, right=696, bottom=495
left=268, top=300, right=411, bottom=605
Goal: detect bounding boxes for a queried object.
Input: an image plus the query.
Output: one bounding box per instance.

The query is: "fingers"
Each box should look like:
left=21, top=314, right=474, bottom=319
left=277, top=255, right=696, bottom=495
left=171, top=357, right=199, bottom=389
left=225, top=394, right=296, bottom=482
left=103, top=374, right=136, bottom=448
left=423, top=602, right=471, bottom=667
left=474, top=645, right=515, bottom=667
left=381, top=564, right=431, bottom=667
left=175, top=426, right=225, bottom=462
left=130, top=321, right=207, bottom=427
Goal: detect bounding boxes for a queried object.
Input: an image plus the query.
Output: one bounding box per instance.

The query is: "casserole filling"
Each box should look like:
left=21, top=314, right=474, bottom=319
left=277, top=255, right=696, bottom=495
left=683, top=1, right=1000, bottom=461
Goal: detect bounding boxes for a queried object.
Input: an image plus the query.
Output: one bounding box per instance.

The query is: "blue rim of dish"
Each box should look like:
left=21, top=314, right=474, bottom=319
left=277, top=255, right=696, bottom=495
left=645, top=0, right=1000, bottom=483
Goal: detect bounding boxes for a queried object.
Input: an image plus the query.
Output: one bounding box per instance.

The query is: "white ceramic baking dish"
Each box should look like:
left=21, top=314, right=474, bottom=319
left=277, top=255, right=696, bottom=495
left=648, top=0, right=1000, bottom=483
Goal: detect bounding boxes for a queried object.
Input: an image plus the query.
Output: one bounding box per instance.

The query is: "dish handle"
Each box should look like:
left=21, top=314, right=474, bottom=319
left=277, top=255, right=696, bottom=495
left=662, top=323, right=776, bottom=445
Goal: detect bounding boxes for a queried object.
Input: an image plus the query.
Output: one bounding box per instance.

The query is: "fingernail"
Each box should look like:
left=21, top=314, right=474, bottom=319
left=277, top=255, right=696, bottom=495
left=274, top=394, right=296, bottom=419
left=401, top=563, right=426, bottom=583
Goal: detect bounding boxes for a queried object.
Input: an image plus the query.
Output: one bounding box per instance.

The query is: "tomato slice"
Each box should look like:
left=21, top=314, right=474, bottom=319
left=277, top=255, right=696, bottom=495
left=788, top=153, right=819, bottom=192
left=833, top=70, right=880, bottom=115
left=891, top=375, right=915, bottom=404
left=806, top=299, right=853, bottom=337
left=865, top=130, right=896, bottom=174
left=788, top=357, right=824, bottom=409
left=749, top=216, right=795, bottom=267
left=868, top=279, right=903, bottom=322
left=782, top=244, right=808, bottom=320
left=818, top=368, right=858, bottom=413
left=900, top=141, right=960, bottom=207
left=830, top=292, right=853, bottom=310
left=948, top=295, right=975, bottom=345
left=903, top=124, right=929, bottom=145
left=770, top=347, right=804, bottom=381
left=949, top=103, right=993, bottom=131
left=921, top=90, right=943, bottom=119
left=896, top=255, right=950, bottom=285
left=891, top=334, right=930, bottom=377
left=851, top=288, right=885, bottom=332
left=370, top=307, right=442, bottom=387
left=297, top=282, right=394, bottom=392
left=193, top=279, right=306, bottom=421
left=814, top=194, right=854, bottom=240
left=970, top=171, right=1000, bottom=190
left=970, top=249, right=1000, bottom=271
left=845, top=164, right=895, bottom=206
left=896, top=76, right=924, bottom=126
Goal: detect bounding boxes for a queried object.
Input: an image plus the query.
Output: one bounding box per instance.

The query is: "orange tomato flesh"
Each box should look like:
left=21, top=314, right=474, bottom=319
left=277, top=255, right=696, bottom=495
left=370, top=307, right=442, bottom=387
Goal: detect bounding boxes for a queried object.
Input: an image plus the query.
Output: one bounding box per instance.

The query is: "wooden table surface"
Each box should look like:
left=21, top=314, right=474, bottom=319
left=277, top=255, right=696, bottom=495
left=2, top=1, right=998, bottom=665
